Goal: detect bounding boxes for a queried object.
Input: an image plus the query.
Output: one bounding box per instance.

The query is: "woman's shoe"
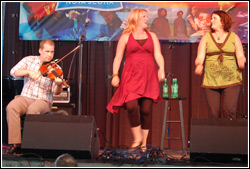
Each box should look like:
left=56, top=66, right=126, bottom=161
left=129, top=141, right=142, bottom=150
left=141, top=145, right=147, bottom=152
left=6, top=144, right=22, bottom=155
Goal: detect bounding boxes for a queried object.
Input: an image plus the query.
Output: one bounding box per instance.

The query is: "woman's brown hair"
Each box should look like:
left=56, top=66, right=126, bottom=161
left=211, top=10, right=232, bottom=32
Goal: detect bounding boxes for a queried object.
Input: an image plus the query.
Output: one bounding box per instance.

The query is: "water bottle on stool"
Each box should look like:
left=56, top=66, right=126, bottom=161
left=163, top=78, right=168, bottom=98
left=171, top=78, right=178, bottom=98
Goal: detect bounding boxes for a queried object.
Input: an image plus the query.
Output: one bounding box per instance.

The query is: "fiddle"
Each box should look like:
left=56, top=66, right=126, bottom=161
left=39, top=61, right=70, bottom=88
left=39, top=45, right=80, bottom=88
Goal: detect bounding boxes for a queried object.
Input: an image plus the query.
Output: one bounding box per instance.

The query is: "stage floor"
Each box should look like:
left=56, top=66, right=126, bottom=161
left=2, top=144, right=248, bottom=167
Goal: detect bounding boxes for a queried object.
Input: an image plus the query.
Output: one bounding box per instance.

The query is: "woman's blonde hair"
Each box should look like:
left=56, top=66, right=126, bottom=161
left=123, top=8, right=148, bottom=34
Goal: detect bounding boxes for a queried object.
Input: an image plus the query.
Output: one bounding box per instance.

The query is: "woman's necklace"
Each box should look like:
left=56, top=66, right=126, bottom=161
left=216, top=31, right=226, bottom=41
left=216, top=33, right=223, bottom=41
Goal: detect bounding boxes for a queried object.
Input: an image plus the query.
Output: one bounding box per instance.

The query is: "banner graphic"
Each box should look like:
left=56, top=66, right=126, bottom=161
left=19, top=2, right=248, bottom=43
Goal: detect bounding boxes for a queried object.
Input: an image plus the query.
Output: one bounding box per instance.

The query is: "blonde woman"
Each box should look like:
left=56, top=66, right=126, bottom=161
left=107, top=8, right=165, bottom=152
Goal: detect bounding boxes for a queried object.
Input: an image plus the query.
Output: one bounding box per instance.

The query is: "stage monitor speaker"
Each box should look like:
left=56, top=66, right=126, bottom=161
left=22, top=114, right=100, bottom=159
left=190, top=118, right=248, bottom=163
left=52, top=103, right=76, bottom=115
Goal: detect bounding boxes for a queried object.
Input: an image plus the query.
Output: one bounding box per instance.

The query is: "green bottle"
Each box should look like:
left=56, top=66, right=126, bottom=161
left=163, top=78, right=168, bottom=98
left=171, top=78, right=179, bottom=98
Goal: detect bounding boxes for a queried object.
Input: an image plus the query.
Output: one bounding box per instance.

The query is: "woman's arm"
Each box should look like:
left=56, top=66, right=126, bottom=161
left=195, top=35, right=206, bottom=75
left=150, top=32, right=165, bottom=81
left=235, top=34, right=246, bottom=69
left=111, top=33, right=129, bottom=87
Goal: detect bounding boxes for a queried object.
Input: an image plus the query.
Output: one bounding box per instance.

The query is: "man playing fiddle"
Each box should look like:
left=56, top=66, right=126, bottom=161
left=5, top=39, right=64, bottom=155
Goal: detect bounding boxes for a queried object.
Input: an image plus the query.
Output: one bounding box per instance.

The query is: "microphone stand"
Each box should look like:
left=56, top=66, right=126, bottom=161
left=77, top=21, right=88, bottom=116
left=167, top=44, right=174, bottom=148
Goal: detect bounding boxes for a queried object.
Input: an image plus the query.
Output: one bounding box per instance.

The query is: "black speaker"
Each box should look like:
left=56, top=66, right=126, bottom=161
left=190, top=118, right=248, bottom=163
left=52, top=103, right=76, bottom=115
left=22, top=114, right=100, bottom=159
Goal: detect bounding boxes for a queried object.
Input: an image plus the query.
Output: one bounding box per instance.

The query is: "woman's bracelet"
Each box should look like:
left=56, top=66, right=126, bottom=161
left=112, top=73, right=119, bottom=78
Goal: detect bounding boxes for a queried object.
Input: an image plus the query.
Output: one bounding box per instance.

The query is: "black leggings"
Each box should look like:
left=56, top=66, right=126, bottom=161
left=126, top=97, right=153, bottom=129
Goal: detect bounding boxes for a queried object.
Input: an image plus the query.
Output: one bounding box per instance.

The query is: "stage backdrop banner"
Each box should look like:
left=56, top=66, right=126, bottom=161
left=19, top=2, right=248, bottom=43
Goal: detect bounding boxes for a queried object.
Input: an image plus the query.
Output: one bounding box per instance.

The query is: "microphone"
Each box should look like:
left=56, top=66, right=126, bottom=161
left=85, top=18, right=90, bottom=24
left=83, top=18, right=90, bottom=32
left=84, top=9, right=90, bottom=25
left=80, top=18, right=90, bottom=42
left=79, top=11, right=90, bottom=43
